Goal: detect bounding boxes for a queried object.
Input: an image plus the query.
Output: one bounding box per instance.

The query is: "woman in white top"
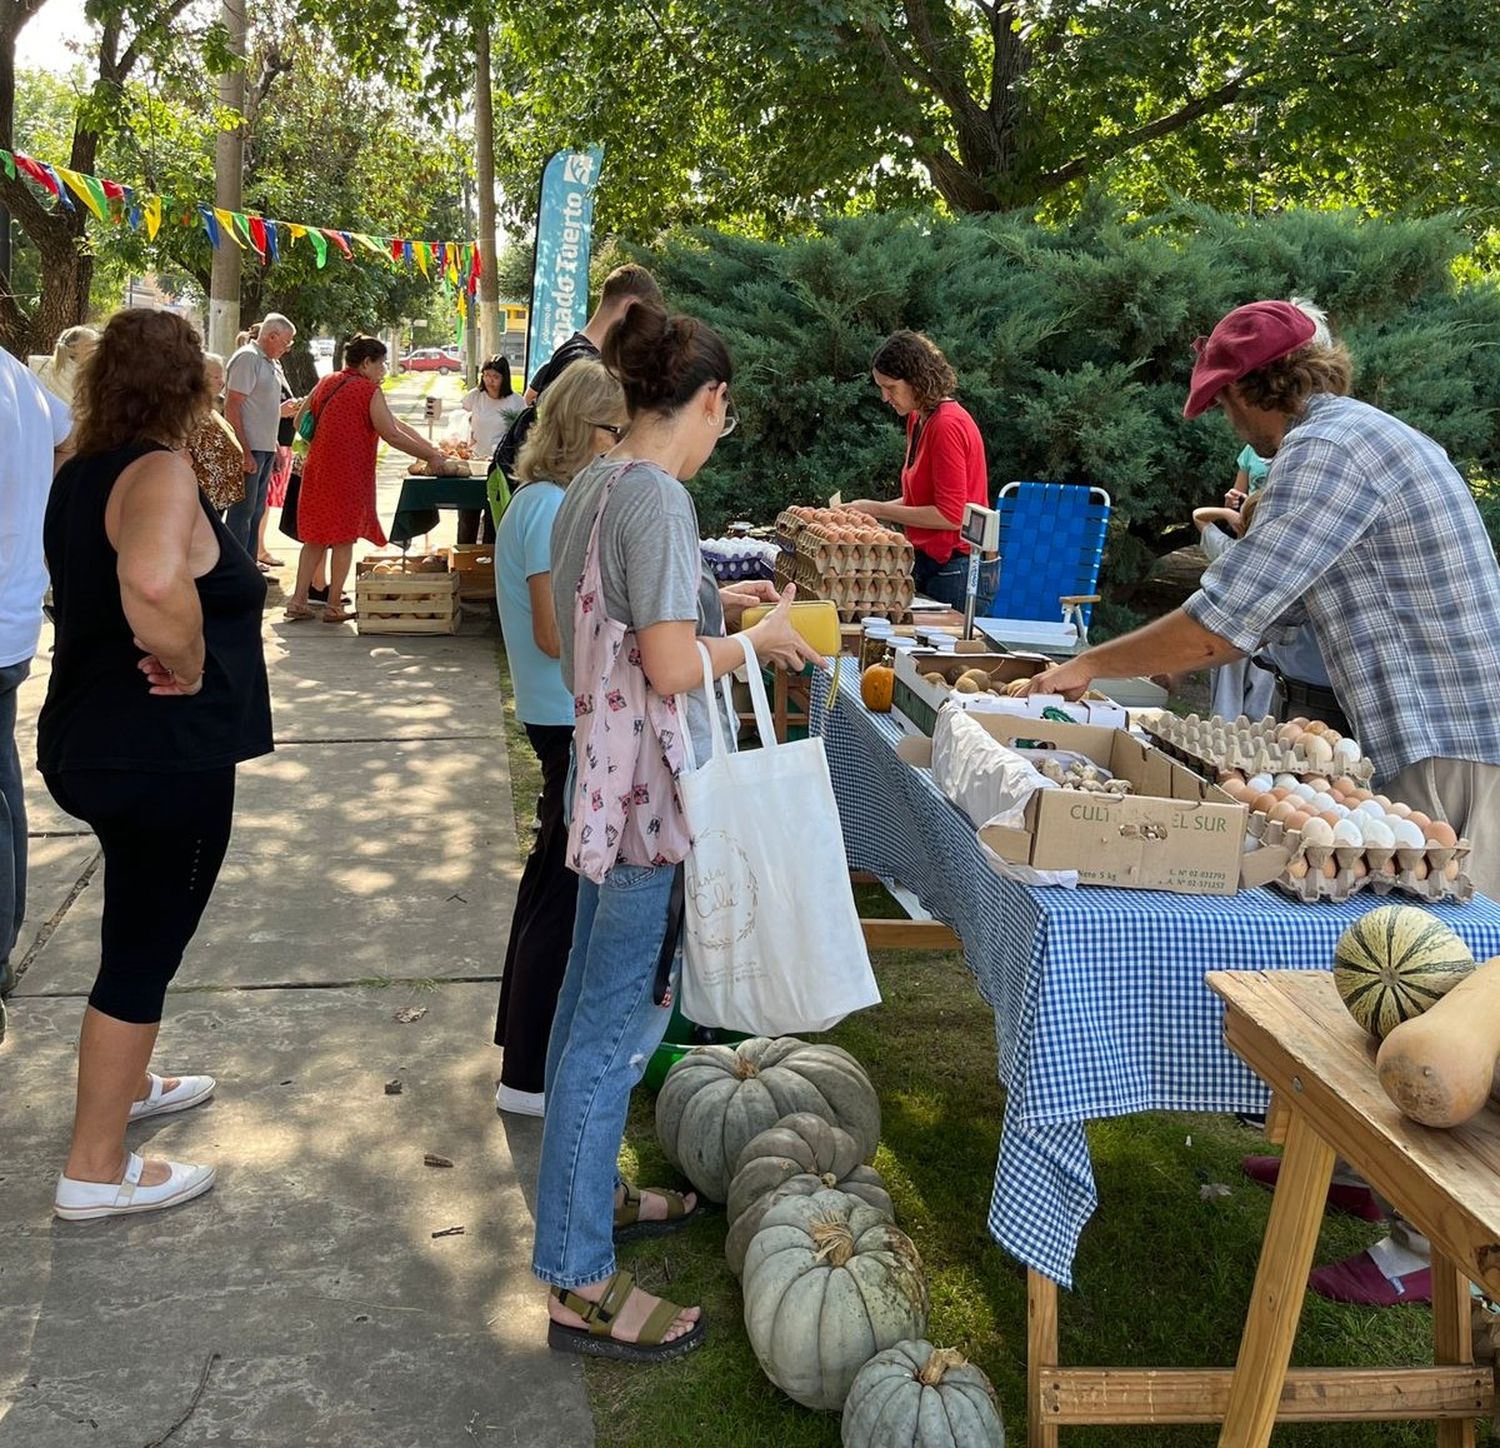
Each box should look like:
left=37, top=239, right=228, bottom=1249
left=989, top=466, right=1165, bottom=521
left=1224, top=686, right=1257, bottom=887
left=458, top=355, right=525, bottom=543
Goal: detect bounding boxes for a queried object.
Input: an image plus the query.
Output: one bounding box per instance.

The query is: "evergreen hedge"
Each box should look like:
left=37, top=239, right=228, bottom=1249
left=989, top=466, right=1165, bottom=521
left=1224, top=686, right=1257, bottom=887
left=630, top=205, right=1500, bottom=623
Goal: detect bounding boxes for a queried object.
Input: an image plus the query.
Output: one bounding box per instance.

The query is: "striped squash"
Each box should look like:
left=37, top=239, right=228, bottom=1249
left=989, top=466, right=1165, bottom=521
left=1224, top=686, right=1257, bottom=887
left=1333, top=905, right=1476, bottom=1039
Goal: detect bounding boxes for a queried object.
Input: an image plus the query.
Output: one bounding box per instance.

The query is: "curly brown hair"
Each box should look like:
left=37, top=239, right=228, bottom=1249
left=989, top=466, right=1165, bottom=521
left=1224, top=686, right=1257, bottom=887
left=871, top=330, right=958, bottom=412
left=71, top=309, right=212, bottom=456
left=1236, top=341, right=1354, bottom=418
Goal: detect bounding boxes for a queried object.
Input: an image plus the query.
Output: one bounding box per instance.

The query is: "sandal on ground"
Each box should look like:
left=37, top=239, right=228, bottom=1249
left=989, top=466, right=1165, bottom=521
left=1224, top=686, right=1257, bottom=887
left=1241, top=1155, right=1384, bottom=1221
left=54, top=1151, right=215, bottom=1221
left=1309, top=1249, right=1431, bottom=1306
left=129, top=1072, right=216, bottom=1122
left=547, top=1269, right=706, bottom=1363
left=284, top=599, right=318, bottom=621
left=613, top=1182, right=700, bottom=1242
left=321, top=604, right=353, bottom=624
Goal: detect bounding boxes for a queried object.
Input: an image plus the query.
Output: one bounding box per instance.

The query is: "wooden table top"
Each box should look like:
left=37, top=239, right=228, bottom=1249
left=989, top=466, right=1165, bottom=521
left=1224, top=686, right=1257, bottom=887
left=1208, top=969, right=1500, bottom=1296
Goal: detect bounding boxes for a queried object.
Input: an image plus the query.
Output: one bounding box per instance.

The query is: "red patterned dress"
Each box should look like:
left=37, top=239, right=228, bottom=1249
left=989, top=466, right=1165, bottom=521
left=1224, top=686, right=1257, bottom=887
left=298, top=369, right=387, bottom=546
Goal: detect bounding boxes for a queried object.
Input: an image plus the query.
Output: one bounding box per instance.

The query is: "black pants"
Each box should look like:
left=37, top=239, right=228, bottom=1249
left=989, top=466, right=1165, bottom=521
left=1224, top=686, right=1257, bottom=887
left=494, top=724, right=577, bottom=1092
left=455, top=508, right=496, bottom=545
left=913, top=550, right=997, bottom=613
left=44, top=767, right=236, bottom=1025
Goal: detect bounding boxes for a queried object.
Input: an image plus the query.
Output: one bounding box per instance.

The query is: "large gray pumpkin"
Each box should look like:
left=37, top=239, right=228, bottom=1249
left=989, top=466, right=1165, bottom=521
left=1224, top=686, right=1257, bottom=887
left=743, top=1188, right=929, bottom=1412
left=656, top=1037, right=881, bottom=1202
left=725, top=1113, right=893, bottom=1276
left=842, top=1340, right=1005, bottom=1446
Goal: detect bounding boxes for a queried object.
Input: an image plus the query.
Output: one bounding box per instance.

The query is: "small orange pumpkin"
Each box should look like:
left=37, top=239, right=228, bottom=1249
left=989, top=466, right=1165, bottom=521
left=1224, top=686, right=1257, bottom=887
left=861, top=663, right=895, bottom=712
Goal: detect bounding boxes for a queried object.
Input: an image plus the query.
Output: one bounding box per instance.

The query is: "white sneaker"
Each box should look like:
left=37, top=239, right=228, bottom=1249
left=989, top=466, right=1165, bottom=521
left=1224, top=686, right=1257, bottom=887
left=495, top=1083, right=545, bottom=1117
left=129, top=1072, right=216, bottom=1122
left=54, top=1151, right=216, bottom=1221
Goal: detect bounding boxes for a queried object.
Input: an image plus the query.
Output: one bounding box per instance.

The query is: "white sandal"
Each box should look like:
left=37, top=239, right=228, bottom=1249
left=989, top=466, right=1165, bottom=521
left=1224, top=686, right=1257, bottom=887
left=129, top=1071, right=216, bottom=1122
left=54, top=1151, right=215, bottom=1221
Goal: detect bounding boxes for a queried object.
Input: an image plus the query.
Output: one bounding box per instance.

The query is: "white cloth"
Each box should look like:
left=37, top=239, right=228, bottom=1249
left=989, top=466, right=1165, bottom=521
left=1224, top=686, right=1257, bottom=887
left=0, top=349, right=71, bottom=667
left=462, top=388, right=524, bottom=458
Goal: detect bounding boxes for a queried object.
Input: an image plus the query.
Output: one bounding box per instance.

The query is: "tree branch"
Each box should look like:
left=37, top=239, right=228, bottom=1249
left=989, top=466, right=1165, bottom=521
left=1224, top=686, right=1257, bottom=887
left=899, top=0, right=987, bottom=129
left=0, top=0, right=51, bottom=45
left=1038, top=72, right=1261, bottom=190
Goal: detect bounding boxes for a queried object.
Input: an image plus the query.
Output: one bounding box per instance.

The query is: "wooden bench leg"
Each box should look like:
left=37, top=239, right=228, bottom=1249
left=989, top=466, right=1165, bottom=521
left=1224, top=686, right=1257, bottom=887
left=1028, top=1269, right=1060, bottom=1448
left=1433, top=1251, right=1477, bottom=1448
left=1218, top=1109, right=1337, bottom=1448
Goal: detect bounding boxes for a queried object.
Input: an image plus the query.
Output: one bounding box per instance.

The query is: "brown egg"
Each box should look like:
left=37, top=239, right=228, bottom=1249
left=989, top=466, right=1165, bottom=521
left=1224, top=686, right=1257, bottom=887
left=1409, top=858, right=1430, bottom=880
left=1405, top=810, right=1432, bottom=831
left=1351, top=858, right=1369, bottom=878
left=1286, top=857, right=1310, bottom=880
left=1269, top=799, right=1300, bottom=824
left=1284, top=810, right=1311, bottom=833
left=1328, top=790, right=1346, bottom=806
left=1445, top=859, right=1461, bottom=881
left=1387, top=801, right=1411, bottom=818
left=1332, top=775, right=1361, bottom=796
left=1270, top=786, right=1293, bottom=801
left=1378, top=855, right=1399, bottom=877
left=1316, top=811, right=1343, bottom=829
left=1253, top=792, right=1279, bottom=814
left=1288, top=716, right=1310, bottom=729
left=1424, top=821, right=1458, bottom=847
left=1304, top=776, right=1332, bottom=793
left=1320, top=856, right=1340, bottom=879
left=1348, top=789, right=1373, bottom=804
left=1304, top=721, right=1330, bottom=737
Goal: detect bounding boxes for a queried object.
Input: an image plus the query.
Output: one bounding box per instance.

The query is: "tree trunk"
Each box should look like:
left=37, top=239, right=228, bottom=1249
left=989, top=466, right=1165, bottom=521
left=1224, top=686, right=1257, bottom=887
left=208, top=0, right=248, bottom=358
left=473, top=9, right=501, bottom=362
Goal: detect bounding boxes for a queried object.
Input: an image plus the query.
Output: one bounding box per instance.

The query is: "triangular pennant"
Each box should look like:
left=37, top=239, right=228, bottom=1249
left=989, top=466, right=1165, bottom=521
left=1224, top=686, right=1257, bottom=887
left=214, top=208, right=244, bottom=247
left=264, top=220, right=279, bottom=262
left=144, top=195, right=162, bottom=240
left=247, top=215, right=268, bottom=260
left=403, top=240, right=414, bottom=269
left=0, top=150, right=15, bottom=181
left=352, top=232, right=386, bottom=260
left=390, top=236, right=404, bottom=263
left=320, top=227, right=351, bottom=259
left=41, top=163, right=74, bottom=210
left=297, top=226, right=327, bottom=267
left=414, top=240, right=429, bottom=277
left=58, top=168, right=108, bottom=220
left=199, top=205, right=222, bottom=247
left=101, top=178, right=125, bottom=201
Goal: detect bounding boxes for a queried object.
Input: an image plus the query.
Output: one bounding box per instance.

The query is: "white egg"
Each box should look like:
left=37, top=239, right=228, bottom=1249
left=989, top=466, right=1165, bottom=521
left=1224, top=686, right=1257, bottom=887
left=1291, top=783, right=1318, bottom=801
left=1309, top=792, right=1337, bottom=814
left=1273, top=773, right=1298, bottom=790
left=1329, top=803, right=1351, bottom=818
left=1391, top=819, right=1426, bottom=849
left=1333, top=737, right=1362, bottom=764
left=1360, top=818, right=1396, bottom=848
left=1332, top=818, right=1364, bottom=846
left=1248, top=774, right=1275, bottom=794
left=1300, top=817, right=1335, bottom=846
left=1355, top=799, right=1386, bottom=819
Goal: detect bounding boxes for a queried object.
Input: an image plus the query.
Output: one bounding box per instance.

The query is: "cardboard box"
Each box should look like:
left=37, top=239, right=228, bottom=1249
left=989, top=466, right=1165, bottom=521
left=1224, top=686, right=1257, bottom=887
left=898, top=713, right=1282, bottom=894
left=892, top=649, right=1127, bottom=737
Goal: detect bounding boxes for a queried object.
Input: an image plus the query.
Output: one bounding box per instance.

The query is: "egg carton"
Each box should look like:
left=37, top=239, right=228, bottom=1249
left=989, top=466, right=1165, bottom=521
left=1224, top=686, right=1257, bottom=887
left=1248, top=814, right=1474, bottom=903
left=1145, top=713, right=1374, bottom=783
left=774, top=557, right=915, bottom=619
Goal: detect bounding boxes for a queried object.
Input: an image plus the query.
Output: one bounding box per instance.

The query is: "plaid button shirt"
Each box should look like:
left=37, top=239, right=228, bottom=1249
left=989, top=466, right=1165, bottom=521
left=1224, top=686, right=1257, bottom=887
left=1184, top=394, right=1500, bottom=780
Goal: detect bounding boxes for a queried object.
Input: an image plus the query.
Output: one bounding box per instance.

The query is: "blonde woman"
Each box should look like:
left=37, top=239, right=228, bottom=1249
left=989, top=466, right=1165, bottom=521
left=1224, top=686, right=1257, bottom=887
left=33, top=325, right=100, bottom=406
left=492, top=359, right=627, bottom=1117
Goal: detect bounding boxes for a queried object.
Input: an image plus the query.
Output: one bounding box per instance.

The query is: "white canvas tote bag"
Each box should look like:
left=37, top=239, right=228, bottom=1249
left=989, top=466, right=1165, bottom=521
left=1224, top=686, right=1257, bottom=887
left=677, top=634, right=880, bottom=1035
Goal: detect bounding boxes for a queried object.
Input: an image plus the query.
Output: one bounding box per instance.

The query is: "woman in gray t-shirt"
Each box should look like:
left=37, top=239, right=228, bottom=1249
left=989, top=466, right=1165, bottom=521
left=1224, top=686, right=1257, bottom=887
left=536, top=303, right=817, bottom=1364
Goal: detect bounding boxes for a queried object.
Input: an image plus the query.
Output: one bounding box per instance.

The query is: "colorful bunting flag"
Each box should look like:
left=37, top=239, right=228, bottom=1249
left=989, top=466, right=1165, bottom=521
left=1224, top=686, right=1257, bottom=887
left=322, top=228, right=353, bottom=259
left=198, top=205, right=221, bottom=247
left=265, top=221, right=279, bottom=262
left=58, top=167, right=109, bottom=220
left=247, top=215, right=268, bottom=261
left=144, top=194, right=162, bottom=240
left=1, top=150, right=15, bottom=181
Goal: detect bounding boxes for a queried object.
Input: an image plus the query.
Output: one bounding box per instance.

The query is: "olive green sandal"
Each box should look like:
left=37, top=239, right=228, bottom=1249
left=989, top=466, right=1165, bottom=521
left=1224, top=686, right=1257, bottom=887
left=613, top=1183, right=700, bottom=1243
left=547, top=1269, right=706, bottom=1362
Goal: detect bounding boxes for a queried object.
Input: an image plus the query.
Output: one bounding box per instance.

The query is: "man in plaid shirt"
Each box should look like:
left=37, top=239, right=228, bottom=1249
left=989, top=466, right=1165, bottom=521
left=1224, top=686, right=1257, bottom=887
left=1031, top=300, right=1500, bottom=899
left=1031, top=299, right=1500, bottom=1308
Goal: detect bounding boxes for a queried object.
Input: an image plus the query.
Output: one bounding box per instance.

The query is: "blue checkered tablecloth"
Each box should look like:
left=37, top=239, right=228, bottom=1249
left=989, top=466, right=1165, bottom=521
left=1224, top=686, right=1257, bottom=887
left=809, top=665, right=1500, bottom=1287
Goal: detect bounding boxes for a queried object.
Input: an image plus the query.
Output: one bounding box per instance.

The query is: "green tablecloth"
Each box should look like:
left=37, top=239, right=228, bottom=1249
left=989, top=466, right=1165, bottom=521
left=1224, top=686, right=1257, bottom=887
left=389, top=474, right=489, bottom=545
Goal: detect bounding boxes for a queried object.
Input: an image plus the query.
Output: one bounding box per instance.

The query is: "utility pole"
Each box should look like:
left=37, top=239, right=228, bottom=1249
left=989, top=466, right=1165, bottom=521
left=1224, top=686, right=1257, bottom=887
left=472, top=7, right=501, bottom=363
left=207, top=0, right=247, bottom=359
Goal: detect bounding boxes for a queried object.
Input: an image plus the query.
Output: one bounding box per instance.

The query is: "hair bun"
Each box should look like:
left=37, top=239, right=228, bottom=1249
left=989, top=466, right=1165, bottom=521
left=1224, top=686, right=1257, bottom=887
left=602, top=301, right=732, bottom=417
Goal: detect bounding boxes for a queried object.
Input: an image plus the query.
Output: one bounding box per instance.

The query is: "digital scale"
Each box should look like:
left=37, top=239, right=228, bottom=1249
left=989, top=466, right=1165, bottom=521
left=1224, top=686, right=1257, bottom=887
left=959, top=502, right=999, bottom=640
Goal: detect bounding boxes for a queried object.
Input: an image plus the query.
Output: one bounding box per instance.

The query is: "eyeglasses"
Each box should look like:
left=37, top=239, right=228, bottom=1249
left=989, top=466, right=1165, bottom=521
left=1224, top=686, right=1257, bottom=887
left=593, top=422, right=624, bottom=439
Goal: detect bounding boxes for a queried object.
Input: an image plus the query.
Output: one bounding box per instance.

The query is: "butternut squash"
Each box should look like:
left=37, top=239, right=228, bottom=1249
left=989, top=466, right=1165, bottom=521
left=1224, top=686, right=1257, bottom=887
left=1375, top=955, right=1500, bottom=1128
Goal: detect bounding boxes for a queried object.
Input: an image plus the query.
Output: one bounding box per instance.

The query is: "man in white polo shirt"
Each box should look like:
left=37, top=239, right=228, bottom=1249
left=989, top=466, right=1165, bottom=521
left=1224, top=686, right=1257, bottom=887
left=224, top=312, right=296, bottom=557
left=0, top=346, right=72, bottom=1043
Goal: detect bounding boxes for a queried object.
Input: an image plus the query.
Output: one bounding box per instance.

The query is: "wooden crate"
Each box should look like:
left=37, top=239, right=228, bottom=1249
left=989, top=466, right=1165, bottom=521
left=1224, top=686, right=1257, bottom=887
left=356, top=569, right=460, bottom=634
left=441, top=544, right=496, bottom=599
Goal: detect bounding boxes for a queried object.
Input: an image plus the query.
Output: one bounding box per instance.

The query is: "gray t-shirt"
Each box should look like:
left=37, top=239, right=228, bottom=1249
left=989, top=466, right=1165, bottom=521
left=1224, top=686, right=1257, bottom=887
left=224, top=342, right=281, bottom=451
left=551, top=456, right=727, bottom=760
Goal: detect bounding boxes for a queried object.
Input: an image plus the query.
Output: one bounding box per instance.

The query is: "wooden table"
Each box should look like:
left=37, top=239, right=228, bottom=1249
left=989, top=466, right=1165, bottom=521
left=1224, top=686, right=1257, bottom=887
left=1029, top=969, right=1497, bottom=1446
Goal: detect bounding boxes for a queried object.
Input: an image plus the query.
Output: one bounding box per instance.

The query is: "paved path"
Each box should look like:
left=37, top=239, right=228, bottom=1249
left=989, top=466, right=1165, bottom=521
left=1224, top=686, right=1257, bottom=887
left=0, top=381, right=594, bottom=1446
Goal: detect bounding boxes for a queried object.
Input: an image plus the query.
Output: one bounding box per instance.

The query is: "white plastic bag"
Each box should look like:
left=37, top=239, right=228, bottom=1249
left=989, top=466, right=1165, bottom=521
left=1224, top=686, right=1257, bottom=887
left=677, top=634, right=881, bottom=1035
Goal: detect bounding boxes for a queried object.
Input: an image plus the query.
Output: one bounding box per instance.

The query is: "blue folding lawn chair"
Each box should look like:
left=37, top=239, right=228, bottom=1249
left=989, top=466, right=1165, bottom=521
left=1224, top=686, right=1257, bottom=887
left=978, top=481, right=1111, bottom=656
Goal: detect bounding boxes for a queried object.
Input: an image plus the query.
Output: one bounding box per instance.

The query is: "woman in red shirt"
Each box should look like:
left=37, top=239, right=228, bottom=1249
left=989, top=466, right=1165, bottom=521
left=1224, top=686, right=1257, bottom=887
left=845, top=330, right=991, bottom=610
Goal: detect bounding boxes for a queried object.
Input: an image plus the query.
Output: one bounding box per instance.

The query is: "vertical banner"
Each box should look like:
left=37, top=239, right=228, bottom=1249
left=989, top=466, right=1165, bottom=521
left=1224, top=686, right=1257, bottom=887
left=525, top=146, right=604, bottom=381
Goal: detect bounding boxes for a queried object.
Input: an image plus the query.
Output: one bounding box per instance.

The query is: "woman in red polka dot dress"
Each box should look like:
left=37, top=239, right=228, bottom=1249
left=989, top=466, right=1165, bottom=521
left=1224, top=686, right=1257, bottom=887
left=284, top=334, right=461, bottom=623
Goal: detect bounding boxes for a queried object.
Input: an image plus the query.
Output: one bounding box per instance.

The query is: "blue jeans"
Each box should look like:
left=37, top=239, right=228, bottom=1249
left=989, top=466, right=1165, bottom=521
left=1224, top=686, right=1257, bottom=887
left=0, top=659, right=31, bottom=989
left=913, top=550, right=996, bottom=613
left=224, top=449, right=274, bottom=554
left=532, top=861, right=678, bottom=1289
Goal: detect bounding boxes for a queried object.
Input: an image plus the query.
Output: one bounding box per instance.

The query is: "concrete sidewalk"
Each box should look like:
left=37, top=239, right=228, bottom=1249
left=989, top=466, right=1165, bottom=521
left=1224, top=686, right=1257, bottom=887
left=0, top=517, right=594, bottom=1444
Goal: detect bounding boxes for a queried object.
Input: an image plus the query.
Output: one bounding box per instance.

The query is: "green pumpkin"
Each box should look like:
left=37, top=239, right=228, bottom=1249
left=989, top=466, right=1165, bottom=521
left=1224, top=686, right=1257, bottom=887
left=842, top=1340, right=1005, bottom=1446
left=1333, top=904, right=1476, bottom=1039
left=743, top=1188, right=929, bottom=1412
left=726, top=1113, right=893, bottom=1277
left=656, top=1037, right=881, bottom=1202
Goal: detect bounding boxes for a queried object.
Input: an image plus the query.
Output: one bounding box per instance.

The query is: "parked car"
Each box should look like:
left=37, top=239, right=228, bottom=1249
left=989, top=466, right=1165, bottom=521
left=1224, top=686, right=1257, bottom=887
left=401, top=347, right=460, bottom=373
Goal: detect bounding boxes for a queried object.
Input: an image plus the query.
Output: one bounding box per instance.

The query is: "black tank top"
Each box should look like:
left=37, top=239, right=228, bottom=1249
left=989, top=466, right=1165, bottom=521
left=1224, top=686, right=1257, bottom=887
left=38, top=442, right=274, bottom=773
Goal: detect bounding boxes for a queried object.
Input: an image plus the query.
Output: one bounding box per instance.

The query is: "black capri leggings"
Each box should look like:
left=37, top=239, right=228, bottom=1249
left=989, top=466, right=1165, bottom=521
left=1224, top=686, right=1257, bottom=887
left=44, top=767, right=236, bottom=1025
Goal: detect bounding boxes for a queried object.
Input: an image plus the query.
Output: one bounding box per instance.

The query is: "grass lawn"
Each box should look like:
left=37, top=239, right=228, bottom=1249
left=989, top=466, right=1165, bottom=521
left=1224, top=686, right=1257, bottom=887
left=495, top=647, right=1491, bottom=1448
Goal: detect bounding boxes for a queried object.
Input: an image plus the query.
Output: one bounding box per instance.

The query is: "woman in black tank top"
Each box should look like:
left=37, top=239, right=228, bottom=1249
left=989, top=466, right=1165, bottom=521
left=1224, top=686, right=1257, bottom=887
left=40, top=309, right=272, bottom=1223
